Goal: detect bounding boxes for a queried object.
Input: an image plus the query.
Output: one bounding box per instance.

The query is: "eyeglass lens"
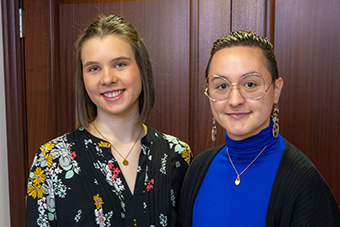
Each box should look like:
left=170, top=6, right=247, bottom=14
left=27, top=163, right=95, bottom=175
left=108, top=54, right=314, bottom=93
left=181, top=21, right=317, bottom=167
left=206, top=73, right=266, bottom=101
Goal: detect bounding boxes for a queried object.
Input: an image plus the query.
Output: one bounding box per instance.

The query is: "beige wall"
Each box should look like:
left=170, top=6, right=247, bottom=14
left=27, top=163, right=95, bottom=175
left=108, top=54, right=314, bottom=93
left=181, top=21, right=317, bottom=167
left=0, top=0, right=11, bottom=225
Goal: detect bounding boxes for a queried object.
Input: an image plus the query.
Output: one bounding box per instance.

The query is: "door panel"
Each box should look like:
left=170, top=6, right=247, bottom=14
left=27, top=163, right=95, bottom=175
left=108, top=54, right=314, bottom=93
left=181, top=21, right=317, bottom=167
left=25, top=0, right=57, bottom=174
left=275, top=0, right=340, bottom=199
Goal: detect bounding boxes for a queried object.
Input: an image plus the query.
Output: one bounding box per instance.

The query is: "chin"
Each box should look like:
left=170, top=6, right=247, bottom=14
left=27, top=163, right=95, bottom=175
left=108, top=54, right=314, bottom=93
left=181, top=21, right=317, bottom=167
left=227, top=134, right=248, bottom=141
left=225, top=127, right=252, bottom=140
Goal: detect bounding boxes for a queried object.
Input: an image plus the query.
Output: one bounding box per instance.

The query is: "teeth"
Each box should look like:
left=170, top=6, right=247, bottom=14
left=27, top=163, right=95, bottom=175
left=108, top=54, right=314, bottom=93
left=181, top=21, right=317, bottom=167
left=103, top=90, right=123, bottom=98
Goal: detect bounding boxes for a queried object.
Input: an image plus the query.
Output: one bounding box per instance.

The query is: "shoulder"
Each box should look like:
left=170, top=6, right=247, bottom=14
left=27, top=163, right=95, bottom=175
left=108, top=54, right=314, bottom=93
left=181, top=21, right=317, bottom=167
left=146, top=126, right=192, bottom=165
left=32, top=129, right=84, bottom=167
left=279, top=139, right=322, bottom=179
left=268, top=138, right=340, bottom=225
left=279, top=139, right=338, bottom=202
left=37, top=132, right=71, bottom=154
left=147, top=126, right=190, bottom=152
left=147, top=127, right=187, bottom=144
left=275, top=138, right=327, bottom=188
left=37, top=129, right=83, bottom=152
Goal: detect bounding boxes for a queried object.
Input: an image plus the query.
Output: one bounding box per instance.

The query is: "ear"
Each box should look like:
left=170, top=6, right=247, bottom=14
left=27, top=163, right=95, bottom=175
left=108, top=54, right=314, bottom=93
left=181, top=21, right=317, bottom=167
left=273, top=77, right=284, bottom=103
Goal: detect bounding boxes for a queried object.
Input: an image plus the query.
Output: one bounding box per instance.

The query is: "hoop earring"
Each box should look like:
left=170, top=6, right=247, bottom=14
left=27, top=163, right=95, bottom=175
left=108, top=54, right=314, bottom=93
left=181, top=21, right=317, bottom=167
left=272, top=104, right=279, bottom=138
left=211, top=118, right=217, bottom=142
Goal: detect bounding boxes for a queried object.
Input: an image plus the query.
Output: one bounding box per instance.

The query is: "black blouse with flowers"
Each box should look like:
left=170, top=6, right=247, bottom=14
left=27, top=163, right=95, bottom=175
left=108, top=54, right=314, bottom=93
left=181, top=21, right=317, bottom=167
left=26, top=127, right=192, bottom=227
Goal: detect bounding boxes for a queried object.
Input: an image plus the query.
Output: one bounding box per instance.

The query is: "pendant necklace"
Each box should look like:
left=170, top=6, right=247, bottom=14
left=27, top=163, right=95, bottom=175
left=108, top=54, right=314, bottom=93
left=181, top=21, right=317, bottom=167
left=93, top=122, right=144, bottom=166
left=226, top=144, right=268, bottom=186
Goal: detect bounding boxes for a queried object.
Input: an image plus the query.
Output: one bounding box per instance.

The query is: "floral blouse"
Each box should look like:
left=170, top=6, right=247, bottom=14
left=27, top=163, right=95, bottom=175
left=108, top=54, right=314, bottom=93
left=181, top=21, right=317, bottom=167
left=26, top=127, right=192, bottom=227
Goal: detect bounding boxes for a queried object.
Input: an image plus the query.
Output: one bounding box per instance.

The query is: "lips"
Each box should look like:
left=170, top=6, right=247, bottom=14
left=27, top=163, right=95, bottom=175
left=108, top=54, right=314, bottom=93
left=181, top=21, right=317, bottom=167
left=227, top=112, right=250, bottom=119
left=102, top=90, right=124, bottom=98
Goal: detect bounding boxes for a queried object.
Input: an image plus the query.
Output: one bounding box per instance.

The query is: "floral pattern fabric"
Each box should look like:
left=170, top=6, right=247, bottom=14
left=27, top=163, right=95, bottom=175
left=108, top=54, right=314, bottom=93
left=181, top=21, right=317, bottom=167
left=26, top=127, right=192, bottom=227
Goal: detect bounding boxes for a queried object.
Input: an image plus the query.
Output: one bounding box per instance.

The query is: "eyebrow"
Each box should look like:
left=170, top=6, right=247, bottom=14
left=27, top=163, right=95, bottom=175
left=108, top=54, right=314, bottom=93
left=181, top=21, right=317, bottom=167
left=211, top=71, right=262, bottom=79
left=82, top=56, right=132, bottom=68
left=241, top=72, right=262, bottom=78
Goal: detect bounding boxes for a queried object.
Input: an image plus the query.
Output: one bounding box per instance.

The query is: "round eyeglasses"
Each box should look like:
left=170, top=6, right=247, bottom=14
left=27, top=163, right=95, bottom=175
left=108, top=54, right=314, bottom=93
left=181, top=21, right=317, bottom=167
left=204, top=73, right=272, bottom=101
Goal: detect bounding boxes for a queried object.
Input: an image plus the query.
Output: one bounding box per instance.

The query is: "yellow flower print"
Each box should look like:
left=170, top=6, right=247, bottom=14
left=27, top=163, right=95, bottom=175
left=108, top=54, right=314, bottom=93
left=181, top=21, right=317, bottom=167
left=44, top=153, right=54, bottom=168
left=40, top=142, right=55, bottom=154
left=93, top=194, right=104, bottom=210
left=98, top=141, right=111, bottom=148
left=33, top=167, right=46, bottom=185
left=181, top=143, right=192, bottom=165
left=27, top=183, right=45, bottom=199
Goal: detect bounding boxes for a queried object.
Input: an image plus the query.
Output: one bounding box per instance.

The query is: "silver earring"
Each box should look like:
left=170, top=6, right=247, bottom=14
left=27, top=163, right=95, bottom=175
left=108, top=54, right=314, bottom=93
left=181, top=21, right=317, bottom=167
left=211, top=118, right=217, bottom=142
left=272, top=104, right=279, bottom=138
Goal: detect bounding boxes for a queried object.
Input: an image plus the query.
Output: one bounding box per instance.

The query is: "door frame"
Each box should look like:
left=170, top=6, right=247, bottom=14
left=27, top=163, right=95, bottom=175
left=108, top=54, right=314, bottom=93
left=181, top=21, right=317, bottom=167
left=2, top=0, right=27, bottom=226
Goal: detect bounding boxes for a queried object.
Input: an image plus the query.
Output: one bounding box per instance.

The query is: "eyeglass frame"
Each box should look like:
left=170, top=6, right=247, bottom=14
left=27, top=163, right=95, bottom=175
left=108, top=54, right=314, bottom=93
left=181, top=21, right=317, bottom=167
left=204, top=73, right=273, bottom=102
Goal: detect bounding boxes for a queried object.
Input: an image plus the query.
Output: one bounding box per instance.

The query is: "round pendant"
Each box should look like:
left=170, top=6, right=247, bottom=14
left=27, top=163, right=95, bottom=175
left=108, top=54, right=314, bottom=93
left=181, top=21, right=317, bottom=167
left=122, top=159, right=129, bottom=166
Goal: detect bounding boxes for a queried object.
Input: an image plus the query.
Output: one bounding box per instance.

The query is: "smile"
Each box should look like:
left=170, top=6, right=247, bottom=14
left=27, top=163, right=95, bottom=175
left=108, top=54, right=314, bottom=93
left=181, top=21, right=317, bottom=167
left=227, top=112, right=250, bottom=118
left=103, top=90, right=124, bottom=98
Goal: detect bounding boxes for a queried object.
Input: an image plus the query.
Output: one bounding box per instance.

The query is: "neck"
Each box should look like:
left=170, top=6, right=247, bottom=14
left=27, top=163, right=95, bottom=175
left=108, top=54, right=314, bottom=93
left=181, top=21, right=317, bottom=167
left=92, top=113, right=144, bottom=144
left=225, top=120, right=275, bottom=155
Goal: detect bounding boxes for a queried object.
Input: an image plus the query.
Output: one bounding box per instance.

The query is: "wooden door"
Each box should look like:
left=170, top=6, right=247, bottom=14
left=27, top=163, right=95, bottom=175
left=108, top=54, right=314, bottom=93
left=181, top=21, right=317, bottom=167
left=3, top=0, right=340, bottom=226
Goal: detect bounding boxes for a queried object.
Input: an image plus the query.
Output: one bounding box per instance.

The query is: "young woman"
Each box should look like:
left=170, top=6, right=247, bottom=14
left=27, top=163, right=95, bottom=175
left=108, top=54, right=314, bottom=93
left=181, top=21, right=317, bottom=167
left=26, top=15, right=192, bottom=227
left=180, top=31, right=340, bottom=226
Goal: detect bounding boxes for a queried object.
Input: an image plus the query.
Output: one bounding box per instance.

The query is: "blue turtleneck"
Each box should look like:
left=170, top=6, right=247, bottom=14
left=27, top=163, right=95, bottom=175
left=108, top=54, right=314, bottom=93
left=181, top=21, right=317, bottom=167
left=193, top=121, right=285, bottom=226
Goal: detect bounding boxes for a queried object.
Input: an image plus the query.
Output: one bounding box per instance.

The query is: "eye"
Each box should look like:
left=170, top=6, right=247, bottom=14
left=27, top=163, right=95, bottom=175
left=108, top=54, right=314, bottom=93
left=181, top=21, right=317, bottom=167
left=217, top=84, right=228, bottom=90
left=240, top=73, right=264, bottom=90
left=210, top=77, right=230, bottom=91
left=215, top=83, right=229, bottom=90
left=87, top=66, right=100, bottom=72
left=244, top=82, right=257, bottom=88
left=114, top=62, right=127, bottom=68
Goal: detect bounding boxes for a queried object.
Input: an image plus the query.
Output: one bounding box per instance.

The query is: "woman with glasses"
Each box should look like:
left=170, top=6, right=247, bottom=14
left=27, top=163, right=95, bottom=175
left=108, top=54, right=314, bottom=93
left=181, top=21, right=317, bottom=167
left=180, top=31, right=340, bottom=226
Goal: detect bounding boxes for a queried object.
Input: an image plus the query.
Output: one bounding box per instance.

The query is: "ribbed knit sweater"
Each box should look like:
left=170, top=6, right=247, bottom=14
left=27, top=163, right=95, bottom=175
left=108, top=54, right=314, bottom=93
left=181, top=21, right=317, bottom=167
left=180, top=139, right=340, bottom=226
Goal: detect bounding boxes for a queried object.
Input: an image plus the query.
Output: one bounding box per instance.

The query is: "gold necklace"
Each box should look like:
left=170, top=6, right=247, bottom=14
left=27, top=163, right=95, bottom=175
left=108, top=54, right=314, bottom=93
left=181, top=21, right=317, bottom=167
left=226, top=144, right=268, bottom=186
left=93, top=122, right=144, bottom=166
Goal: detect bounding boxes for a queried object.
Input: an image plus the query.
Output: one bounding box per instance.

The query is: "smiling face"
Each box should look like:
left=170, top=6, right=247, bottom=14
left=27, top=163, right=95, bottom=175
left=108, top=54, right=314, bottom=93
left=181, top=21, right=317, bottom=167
left=81, top=35, right=142, bottom=120
left=208, top=46, right=283, bottom=140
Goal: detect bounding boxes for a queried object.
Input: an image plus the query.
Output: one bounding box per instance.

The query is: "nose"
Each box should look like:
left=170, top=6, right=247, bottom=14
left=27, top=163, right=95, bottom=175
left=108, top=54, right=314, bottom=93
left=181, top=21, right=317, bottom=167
left=101, top=68, right=118, bottom=85
left=228, top=83, right=245, bottom=107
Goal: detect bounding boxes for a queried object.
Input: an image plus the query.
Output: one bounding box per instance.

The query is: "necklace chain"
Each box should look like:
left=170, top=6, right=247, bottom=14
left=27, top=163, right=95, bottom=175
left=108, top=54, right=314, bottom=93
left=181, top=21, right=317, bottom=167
left=93, top=122, right=144, bottom=166
left=226, top=144, right=268, bottom=186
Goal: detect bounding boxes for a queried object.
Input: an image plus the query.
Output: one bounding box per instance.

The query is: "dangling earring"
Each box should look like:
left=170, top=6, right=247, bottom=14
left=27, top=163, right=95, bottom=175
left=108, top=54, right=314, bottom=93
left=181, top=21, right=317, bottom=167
left=211, top=118, right=217, bottom=142
left=272, top=104, right=279, bottom=138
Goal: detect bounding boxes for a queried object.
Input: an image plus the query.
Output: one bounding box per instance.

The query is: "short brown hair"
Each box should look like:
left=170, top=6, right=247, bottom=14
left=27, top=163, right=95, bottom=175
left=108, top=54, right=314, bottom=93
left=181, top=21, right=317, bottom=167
left=74, top=15, right=155, bottom=128
left=206, top=31, right=279, bottom=83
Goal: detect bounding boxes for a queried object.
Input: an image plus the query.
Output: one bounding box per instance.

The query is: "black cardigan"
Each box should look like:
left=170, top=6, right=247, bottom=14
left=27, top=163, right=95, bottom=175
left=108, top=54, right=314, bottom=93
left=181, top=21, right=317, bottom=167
left=180, top=139, right=340, bottom=226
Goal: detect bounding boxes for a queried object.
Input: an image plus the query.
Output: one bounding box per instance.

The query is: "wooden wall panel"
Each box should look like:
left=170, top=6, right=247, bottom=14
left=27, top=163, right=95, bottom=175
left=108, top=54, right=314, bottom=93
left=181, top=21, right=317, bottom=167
left=57, top=1, right=190, bottom=143
left=25, top=0, right=56, bottom=172
left=232, top=0, right=266, bottom=36
left=2, top=1, right=27, bottom=226
left=190, top=0, right=231, bottom=155
left=275, top=0, right=340, bottom=200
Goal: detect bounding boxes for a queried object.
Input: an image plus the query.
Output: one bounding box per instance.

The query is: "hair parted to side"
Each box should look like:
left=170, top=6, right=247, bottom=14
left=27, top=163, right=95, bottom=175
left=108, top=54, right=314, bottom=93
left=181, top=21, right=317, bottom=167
left=74, top=15, right=155, bottom=129
left=206, top=31, right=279, bottom=83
